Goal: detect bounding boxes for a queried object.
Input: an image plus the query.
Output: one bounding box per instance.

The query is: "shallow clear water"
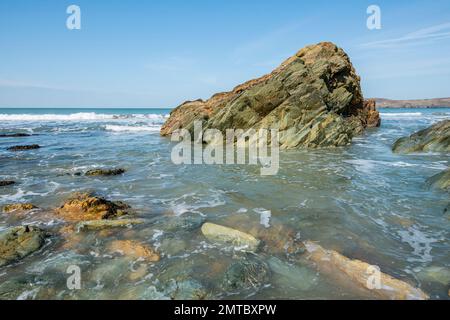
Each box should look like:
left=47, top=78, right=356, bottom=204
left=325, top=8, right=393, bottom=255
left=0, top=107, right=449, bottom=300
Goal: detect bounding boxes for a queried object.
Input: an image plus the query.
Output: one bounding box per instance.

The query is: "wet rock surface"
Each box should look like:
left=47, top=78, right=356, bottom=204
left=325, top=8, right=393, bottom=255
left=393, top=120, right=450, bottom=153
left=7, top=144, right=40, bottom=151
left=0, top=226, right=46, bottom=267
left=75, top=218, right=145, bottom=231
left=56, top=192, right=131, bottom=222
left=222, top=254, right=270, bottom=293
left=85, top=168, right=126, bottom=176
left=201, top=222, right=260, bottom=251
left=108, top=240, right=160, bottom=262
left=161, top=42, right=380, bottom=149
left=303, top=241, right=429, bottom=300
left=3, top=203, right=37, bottom=213
left=426, top=168, right=450, bottom=192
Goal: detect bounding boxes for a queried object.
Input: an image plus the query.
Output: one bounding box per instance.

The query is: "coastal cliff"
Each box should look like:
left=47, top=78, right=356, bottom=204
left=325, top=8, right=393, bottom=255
left=161, top=42, right=380, bottom=149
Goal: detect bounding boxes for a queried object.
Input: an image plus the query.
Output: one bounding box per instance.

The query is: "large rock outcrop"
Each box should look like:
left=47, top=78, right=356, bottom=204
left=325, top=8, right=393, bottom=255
left=393, top=120, right=450, bottom=153
left=161, top=42, right=380, bottom=149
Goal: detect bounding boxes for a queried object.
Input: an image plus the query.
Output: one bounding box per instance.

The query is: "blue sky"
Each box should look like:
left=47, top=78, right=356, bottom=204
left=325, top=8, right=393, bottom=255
left=1, top=0, right=450, bottom=107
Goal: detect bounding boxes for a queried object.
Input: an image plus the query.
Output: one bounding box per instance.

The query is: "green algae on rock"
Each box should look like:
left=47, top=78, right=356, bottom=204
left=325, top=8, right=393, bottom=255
left=0, top=226, right=46, bottom=267
left=161, top=42, right=380, bottom=149
left=392, top=120, right=450, bottom=153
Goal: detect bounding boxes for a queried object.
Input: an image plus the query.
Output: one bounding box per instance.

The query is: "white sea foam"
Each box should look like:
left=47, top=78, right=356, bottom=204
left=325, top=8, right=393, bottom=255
left=104, top=124, right=161, bottom=132
left=0, top=112, right=167, bottom=123
left=380, top=112, right=423, bottom=117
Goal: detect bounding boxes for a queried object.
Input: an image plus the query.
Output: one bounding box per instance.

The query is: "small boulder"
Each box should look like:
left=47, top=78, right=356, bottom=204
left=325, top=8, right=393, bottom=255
left=85, top=168, right=126, bottom=176
left=0, top=181, right=15, bottom=187
left=201, top=222, right=260, bottom=252
left=222, top=254, right=270, bottom=293
left=7, top=144, right=40, bottom=151
left=56, top=192, right=130, bottom=222
left=108, top=240, right=160, bottom=262
left=3, top=203, right=37, bottom=213
left=0, top=226, right=46, bottom=267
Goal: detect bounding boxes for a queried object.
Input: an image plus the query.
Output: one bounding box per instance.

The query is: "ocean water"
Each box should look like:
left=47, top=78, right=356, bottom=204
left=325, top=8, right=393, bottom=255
left=0, top=107, right=449, bottom=300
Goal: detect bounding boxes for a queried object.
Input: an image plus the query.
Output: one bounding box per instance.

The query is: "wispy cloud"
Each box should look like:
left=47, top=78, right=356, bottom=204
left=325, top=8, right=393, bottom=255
left=360, top=22, right=450, bottom=48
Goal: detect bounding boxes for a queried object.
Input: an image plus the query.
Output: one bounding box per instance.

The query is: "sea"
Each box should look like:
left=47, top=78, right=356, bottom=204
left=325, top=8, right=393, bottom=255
left=0, top=107, right=449, bottom=299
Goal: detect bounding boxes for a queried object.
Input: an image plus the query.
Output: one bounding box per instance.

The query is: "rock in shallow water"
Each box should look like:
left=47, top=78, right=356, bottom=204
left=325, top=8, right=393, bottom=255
left=222, top=254, right=270, bottom=293
left=426, top=168, right=450, bottom=192
left=161, top=42, right=380, bottom=149
left=303, top=241, right=429, bottom=300
left=85, top=168, right=126, bottom=176
left=392, top=120, right=450, bottom=153
left=0, top=180, right=15, bottom=187
left=7, top=144, right=40, bottom=151
left=201, top=222, right=260, bottom=252
left=3, top=203, right=37, bottom=213
left=108, top=240, right=160, bottom=262
left=56, top=192, right=130, bottom=222
left=0, top=133, right=31, bottom=137
left=76, top=218, right=145, bottom=231
left=0, top=226, right=46, bottom=267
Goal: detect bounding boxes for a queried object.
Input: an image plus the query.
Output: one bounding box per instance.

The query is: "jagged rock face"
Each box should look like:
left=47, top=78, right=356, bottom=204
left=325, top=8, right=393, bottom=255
left=161, top=42, right=380, bottom=149
left=393, top=120, right=450, bottom=153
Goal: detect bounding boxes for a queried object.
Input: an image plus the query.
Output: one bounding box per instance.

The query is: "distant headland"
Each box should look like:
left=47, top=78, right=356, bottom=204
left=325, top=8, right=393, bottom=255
left=374, top=98, right=450, bottom=108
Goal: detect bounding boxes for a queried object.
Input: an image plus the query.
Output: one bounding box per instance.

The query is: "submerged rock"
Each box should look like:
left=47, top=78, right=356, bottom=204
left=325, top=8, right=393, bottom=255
left=267, top=256, right=317, bottom=291
left=426, top=168, right=450, bottom=192
left=161, top=42, right=380, bottom=149
left=222, top=254, right=270, bottom=293
left=76, top=218, right=145, bottom=231
left=108, top=240, right=160, bottom=262
left=7, top=144, right=40, bottom=151
left=85, top=168, right=126, bottom=176
left=392, top=120, right=450, bottom=153
left=0, top=133, right=31, bottom=137
left=303, top=241, right=429, bottom=300
left=0, top=226, right=46, bottom=267
left=161, top=213, right=206, bottom=232
left=164, top=278, right=210, bottom=300
left=3, top=203, right=37, bottom=213
left=56, top=192, right=130, bottom=222
left=417, top=266, right=450, bottom=286
left=0, top=180, right=15, bottom=187
left=201, top=222, right=260, bottom=251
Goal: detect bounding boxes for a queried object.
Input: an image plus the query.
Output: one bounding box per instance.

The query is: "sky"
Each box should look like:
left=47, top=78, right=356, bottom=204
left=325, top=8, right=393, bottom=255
left=1, top=0, right=450, bottom=108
